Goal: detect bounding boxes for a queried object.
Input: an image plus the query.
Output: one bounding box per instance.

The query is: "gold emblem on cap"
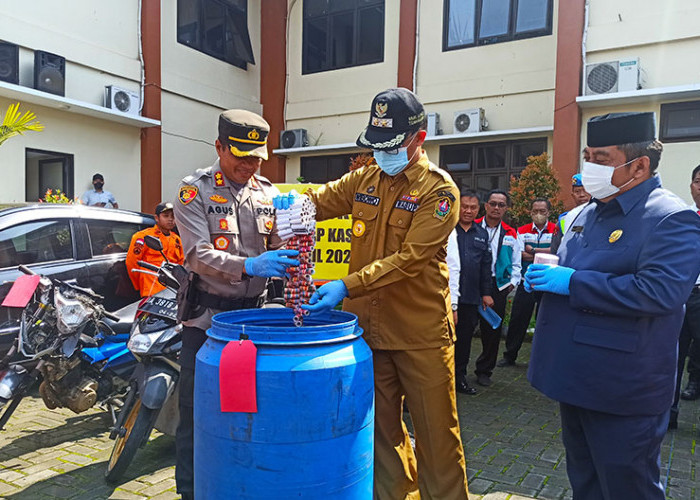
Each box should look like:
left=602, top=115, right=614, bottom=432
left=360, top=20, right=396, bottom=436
left=248, top=129, right=260, bottom=140
left=375, top=102, right=388, bottom=118
left=608, top=229, right=623, bottom=243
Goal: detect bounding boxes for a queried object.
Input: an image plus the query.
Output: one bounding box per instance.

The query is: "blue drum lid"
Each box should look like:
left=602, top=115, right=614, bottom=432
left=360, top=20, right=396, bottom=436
left=209, top=308, right=362, bottom=346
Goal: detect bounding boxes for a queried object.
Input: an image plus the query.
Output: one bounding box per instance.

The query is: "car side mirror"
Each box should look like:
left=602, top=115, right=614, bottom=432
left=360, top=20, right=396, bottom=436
left=144, top=235, right=163, bottom=252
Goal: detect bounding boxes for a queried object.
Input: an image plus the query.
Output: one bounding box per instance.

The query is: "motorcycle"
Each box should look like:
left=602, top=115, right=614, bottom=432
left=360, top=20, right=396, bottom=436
left=0, top=265, right=138, bottom=431
left=105, top=235, right=183, bottom=482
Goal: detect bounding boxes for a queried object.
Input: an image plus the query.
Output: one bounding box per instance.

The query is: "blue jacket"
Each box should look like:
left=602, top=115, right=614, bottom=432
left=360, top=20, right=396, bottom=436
left=528, top=176, right=700, bottom=416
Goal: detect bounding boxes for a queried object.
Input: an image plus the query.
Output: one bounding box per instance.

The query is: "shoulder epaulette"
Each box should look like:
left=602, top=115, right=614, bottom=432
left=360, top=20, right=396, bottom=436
left=182, top=166, right=212, bottom=185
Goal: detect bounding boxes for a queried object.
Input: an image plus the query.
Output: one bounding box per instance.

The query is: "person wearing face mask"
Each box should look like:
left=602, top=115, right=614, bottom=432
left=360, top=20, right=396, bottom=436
left=80, top=173, right=119, bottom=208
left=275, top=88, right=468, bottom=499
left=549, top=174, right=592, bottom=254
left=497, top=198, right=557, bottom=367
left=524, top=112, right=700, bottom=499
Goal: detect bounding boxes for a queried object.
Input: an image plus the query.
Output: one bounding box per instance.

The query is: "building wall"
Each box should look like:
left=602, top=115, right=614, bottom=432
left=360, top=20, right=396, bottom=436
left=282, top=0, right=558, bottom=184
left=284, top=0, right=401, bottom=146
left=416, top=0, right=558, bottom=134
left=0, top=1, right=143, bottom=208
left=0, top=97, right=141, bottom=206
left=159, top=0, right=264, bottom=203
left=581, top=0, right=700, bottom=204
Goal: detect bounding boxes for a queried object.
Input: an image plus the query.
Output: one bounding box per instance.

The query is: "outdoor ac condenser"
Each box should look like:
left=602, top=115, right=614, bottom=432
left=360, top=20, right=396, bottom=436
left=280, top=129, right=309, bottom=149
left=104, top=85, right=140, bottom=116
left=584, top=58, right=641, bottom=96
left=453, top=108, right=485, bottom=134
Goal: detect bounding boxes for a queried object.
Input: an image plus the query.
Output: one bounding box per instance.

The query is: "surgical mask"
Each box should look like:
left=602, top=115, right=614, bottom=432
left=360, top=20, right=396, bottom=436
left=373, top=137, right=418, bottom=176
left=581, top=157, right=638, bottom=200
left=532, top=214, right=548, bottom=226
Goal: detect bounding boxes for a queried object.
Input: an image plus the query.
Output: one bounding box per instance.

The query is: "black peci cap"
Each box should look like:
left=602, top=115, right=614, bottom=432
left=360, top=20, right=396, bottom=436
left=92, top=173, right=104, bottom=181
left=155, top=202, right=174, bottom=215
left=219, top=109, right=270, bottom=160
left=356, top=88, right=426, bottom=151
left=587, top=112, right=656, bottom=148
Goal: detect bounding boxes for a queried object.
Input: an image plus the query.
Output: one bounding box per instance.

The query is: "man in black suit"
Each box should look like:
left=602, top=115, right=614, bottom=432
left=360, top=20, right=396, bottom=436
left=453, top=190, right=493, bottom=394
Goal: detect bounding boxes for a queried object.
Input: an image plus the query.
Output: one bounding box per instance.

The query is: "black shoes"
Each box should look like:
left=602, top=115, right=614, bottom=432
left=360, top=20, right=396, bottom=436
left=456, top=375, right=477, bottom=395
left=496, top=358, right=516, bottom=367
left=476, top=374, right=493, bottom=387
left=681, top=380, right=700, bottom=400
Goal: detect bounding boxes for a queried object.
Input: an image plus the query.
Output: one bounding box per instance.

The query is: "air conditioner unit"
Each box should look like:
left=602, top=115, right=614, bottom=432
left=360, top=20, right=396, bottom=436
left=426, top=112, right=441, bottom=136
left=104, top=85, right=140, bottom=115
left=584, top=58, right=641, bottom=96
left=453, top=108, right=485, bottom=134
left=280, top=129, right=309, bottom=149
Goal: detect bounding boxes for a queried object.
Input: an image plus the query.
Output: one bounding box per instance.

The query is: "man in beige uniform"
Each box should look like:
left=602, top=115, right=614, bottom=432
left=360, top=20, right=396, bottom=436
left=283, top=88, right=469, bottom=499
left=173, top=110, right=298, bottom=499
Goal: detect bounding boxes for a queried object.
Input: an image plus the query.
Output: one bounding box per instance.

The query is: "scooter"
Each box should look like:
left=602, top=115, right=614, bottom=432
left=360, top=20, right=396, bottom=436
left=105, top=235, right=183, bottom=482
left=0, top=265, right=138, bottom=430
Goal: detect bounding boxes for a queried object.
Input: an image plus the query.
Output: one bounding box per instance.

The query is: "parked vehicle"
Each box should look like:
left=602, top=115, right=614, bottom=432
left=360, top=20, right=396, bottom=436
left=0, top=265, right=138, bottom=430
left=105, top=235, right=183, bottom=482
left=0, top=204, right=155, bottom=357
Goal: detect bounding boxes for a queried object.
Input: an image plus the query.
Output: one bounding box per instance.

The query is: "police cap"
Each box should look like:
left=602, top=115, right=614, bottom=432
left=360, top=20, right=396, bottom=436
left=572, top=174, right=583, bottom=187
left=219, top=109, right=269, bottom=160
left=356, top=88, right=426, bottom=151
left=587, top=112, right=656, bottom=148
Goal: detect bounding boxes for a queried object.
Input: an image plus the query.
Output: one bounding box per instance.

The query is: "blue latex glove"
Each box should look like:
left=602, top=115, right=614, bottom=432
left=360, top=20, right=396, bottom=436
left=524, top=264, right=575, bottom=296
left=244, top=250, right=299, bottom=278
left=272, top=190, right=299, bottom=210
left=302, top=280, right=348, bottom=314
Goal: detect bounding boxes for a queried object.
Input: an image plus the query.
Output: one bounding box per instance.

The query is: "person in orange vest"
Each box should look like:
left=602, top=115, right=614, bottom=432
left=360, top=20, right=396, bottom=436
left=126, top=202, right=184, bottom=296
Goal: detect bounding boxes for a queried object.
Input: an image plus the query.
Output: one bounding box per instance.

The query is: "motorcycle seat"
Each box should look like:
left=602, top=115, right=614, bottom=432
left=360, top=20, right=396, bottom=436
left=103, top=300, right=139, bottom=335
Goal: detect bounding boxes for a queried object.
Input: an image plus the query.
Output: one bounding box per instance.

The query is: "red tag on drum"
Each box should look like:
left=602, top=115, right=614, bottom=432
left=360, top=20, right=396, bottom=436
left=219, top=340, right=258, bottom=413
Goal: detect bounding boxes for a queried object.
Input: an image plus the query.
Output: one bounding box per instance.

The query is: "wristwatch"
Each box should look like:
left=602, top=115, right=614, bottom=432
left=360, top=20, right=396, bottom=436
left=451, top=304, right=459, bottom=311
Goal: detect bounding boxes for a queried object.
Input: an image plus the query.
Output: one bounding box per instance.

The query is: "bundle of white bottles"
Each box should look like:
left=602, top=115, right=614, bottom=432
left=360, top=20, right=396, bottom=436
left=276, top=196, right=317, bottom=327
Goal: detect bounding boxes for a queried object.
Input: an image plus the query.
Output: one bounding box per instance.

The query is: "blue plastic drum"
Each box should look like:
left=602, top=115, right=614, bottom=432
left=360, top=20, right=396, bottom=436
left=194, top=308, right=374, bottom=499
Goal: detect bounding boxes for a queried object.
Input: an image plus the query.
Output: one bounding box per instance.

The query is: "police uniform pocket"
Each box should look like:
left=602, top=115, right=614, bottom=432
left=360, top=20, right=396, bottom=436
left=256, top=217, right=274, bottom=235
left=207, top=212, right=239, bottom=235
left=573, top=322, right=638, bottom=353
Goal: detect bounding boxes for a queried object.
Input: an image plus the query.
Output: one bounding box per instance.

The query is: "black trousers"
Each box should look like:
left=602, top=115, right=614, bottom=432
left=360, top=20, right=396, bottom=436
left=560, top=403, right=667, bottom=500
left=454, top=304, right=479, bottom=378
left=475, top=279, right=509, bottom=378
left=502, top=283, right=542, bottom=363
left=671, top=289, right=700, bottom=418
left=175, top=326, right=208, bottom=496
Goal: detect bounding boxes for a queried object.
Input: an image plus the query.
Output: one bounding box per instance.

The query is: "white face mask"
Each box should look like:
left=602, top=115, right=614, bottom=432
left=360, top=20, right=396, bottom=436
left=581, top=157, right=638, bottom=200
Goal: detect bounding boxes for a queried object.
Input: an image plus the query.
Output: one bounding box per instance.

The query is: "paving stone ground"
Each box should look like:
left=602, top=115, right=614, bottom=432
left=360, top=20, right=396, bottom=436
left=0, top=338, right=698, bottom=499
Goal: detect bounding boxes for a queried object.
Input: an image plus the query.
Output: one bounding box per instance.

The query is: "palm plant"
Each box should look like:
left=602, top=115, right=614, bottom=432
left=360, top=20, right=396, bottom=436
left=0, top=102, right=44, bottom=146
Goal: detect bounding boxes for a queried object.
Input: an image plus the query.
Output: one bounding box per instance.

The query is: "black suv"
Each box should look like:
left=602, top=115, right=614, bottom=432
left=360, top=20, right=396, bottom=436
left=0, top=204, right=155, bottom=355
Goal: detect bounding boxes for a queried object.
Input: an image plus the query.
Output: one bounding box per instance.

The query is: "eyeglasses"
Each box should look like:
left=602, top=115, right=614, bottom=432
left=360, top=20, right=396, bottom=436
left=487, top=201, right=507, bottom=208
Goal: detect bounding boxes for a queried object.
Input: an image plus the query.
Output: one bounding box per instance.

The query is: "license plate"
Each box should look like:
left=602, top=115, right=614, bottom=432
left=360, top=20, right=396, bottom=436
left=139, top=296, right=178, bottom=320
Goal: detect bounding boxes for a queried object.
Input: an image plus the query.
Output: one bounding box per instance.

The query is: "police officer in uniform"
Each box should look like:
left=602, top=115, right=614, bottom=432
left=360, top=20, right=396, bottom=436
left=526, top=112, right=700, bottom=499
left=276, top=88, right=469, bottom=499
left=173, top=110, right=299, bottom=499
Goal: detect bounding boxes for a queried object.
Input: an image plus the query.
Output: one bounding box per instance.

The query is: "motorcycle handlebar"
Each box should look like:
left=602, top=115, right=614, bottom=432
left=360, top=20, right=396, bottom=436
left=18, top=265, right=36, bottom=275
left=103, top=310, right=120, bottom=322
left=137, top=261, right=160, bottom=272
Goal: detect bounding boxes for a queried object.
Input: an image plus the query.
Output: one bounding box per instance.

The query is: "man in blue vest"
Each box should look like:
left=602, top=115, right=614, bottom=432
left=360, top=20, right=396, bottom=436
left=473, top=190, right=521, bottom=387
left=525, top=112, right=700, bottom=499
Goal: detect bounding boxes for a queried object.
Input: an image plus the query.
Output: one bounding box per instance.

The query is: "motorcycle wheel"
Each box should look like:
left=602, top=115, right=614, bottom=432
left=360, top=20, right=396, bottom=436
left=104, top=399, right=154, bottom=483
